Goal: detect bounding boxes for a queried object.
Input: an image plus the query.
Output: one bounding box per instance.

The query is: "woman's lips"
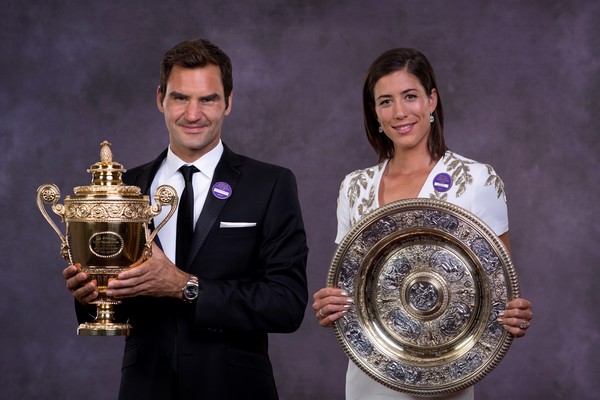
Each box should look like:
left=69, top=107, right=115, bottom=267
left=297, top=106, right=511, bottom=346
left=393, top=123, right=414, bottom=134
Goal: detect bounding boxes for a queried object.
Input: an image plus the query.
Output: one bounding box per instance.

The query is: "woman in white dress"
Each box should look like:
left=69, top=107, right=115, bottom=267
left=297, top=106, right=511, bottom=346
left=312, top=48, right=533, bottom=400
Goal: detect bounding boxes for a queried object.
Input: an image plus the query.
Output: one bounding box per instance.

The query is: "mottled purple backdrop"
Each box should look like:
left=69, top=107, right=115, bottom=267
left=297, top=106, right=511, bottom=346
left=2, top=1, right=598, bottom=399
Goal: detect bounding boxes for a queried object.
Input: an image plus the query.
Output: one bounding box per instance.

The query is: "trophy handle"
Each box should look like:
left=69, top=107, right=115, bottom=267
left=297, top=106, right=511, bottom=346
left=144, top=185, right=178, bottom=256
left=36, top=184, right=72, bottom=263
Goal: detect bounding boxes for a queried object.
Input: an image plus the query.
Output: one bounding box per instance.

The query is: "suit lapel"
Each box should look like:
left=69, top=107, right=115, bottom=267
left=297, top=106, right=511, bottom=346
left=136, top=150, right=168, bottom=196
left=184, top=145, right=241, bottom=270
left=124, top=150, right=168, bottom=249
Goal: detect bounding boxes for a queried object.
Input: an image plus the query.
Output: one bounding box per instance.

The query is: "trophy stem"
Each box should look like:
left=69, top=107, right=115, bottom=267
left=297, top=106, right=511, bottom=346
left=77, top=303, right=131, bottom=336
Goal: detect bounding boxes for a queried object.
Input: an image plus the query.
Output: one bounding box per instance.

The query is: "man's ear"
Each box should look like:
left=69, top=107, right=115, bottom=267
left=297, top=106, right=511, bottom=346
left=225, top=92, right=233, bottom=115
left=156, top=86, right=164, bottom=113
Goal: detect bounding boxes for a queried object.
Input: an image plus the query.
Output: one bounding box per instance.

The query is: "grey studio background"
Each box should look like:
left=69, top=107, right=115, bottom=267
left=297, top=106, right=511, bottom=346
left=2, top=0, right=598, bottom=399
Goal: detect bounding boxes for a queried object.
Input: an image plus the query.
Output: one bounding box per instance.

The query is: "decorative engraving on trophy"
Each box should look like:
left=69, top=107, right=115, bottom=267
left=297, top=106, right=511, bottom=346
left=65, top=202, right=149, bottom=221
left=40, top=186, right=58, bottom=203
left=422, top=210, right=459, bottom=233
left=395, top=210, right=420, bottom=230
left=89, top=232, right=125, bottom=258
left=449, top=352, right=482, bottom=380
left=430, top=250, right=464, bottom=281
left=409, top=281, right=439, bottom=311
left=470, top=237, right=500, bottom=274
left=156, top=186, right=176, bottom=204
left=387, top=309, right=421, bottom=340
left=362, top=216, right=397, bottom=246
left=344, top=321, right=374, bottom=356
left=386, top=361, right=422, bottom=384
left=339, top=256, right=360, bottom=293
left=439, top=303, right=471, bottom=337
left=381, top=256, right=411, bottom=290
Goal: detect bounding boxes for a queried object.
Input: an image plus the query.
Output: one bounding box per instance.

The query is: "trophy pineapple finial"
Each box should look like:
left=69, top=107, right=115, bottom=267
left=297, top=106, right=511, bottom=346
left=87, top=139, right=125, bottom=186
left=100, top=140, right=113, bottom=164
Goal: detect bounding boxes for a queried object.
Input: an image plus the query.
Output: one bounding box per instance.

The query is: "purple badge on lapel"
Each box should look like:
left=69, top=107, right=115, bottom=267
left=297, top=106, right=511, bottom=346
left=212, top=182, right=232, bottom=199
left=432, top=173, right=452, bottom=193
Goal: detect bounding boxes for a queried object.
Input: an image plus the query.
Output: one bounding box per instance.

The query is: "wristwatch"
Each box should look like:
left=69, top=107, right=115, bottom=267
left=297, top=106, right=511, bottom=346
left=182, top=274, right=199, bottom=303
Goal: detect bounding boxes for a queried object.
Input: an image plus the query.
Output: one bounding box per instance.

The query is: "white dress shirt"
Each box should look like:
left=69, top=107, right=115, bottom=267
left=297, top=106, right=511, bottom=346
left=150, top=141, right=224, bottom=264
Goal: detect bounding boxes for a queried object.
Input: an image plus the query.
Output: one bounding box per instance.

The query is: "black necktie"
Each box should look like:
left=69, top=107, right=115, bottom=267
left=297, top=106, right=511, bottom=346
left=176, top=165, right=198, bottom=267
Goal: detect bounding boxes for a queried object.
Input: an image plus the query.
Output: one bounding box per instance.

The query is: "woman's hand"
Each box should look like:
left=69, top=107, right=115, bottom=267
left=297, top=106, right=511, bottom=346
left=498, top=297, right=533, bottom=337
left=312, top=287, right=353, bottom=327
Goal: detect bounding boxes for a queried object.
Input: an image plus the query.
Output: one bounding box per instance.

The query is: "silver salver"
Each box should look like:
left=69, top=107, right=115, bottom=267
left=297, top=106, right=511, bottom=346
left=327, top=198, right=519, bottom=396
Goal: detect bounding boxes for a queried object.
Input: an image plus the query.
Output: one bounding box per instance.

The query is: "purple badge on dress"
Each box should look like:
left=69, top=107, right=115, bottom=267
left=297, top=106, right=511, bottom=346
left=432, top=173, right=452, bottom=193
left=212, top=182, right=232, bottom=199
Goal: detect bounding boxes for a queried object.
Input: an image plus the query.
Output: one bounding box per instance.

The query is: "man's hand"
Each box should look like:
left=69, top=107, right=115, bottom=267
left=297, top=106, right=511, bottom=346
left=63, top=263, right=98, bottom=305
left=106, top=243, right=189, bottom=300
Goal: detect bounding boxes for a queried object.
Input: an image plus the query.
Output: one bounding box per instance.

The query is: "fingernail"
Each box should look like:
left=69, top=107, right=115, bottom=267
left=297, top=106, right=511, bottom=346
left=498, top=311, right=505, bottom=317
left=344, top=304, right=352, bottom=309
left=346, top=297, right=354, bottom=303
left=341, top=290, right=349, bottom=296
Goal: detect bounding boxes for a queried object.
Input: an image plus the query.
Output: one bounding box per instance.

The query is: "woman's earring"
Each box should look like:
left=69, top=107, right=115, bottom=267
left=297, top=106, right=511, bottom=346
left=378, top=125, right=383, bottom=133
left=429, top=113, right=435, bottom=123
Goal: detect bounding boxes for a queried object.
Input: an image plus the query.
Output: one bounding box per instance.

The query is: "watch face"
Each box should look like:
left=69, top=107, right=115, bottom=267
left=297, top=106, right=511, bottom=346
left=184, top=284, right=199, bottom=300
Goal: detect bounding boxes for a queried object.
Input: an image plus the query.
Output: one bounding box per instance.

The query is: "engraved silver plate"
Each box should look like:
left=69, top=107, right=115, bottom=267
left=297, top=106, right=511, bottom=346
left=327, top=198, right=519, bottom=396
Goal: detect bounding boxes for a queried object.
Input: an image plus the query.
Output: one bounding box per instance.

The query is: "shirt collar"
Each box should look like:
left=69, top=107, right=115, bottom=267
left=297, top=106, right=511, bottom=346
left=163, top=140, right=224, bottom=181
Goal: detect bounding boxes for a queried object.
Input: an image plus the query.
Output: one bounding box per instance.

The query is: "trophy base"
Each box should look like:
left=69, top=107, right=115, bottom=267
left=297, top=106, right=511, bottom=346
left=77, top=322, right=132, bottom=336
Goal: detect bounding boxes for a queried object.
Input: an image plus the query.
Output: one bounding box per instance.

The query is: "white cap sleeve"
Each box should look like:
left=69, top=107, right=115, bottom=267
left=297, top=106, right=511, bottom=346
left=335, top=176, right=351, bottom=244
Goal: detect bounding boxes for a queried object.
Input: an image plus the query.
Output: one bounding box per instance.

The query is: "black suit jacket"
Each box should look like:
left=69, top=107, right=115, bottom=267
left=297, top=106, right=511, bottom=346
left=77, top=144, right=308, bottom=399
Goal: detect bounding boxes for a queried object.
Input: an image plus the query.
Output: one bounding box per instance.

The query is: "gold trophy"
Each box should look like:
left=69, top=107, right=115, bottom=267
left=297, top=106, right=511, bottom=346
left=36, top=140, right=177, bottom=336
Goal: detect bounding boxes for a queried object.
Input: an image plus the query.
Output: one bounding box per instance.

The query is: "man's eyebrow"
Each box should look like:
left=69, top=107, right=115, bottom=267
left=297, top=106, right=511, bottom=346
left=168, top=91, right=189, bottom=99
left=199, top=93, right=221, bottom=101
left=167, top=92, right=222, bottom=101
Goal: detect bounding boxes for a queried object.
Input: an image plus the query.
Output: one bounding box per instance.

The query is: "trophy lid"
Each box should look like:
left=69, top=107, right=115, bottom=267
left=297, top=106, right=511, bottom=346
left=72, top=140, right=141, bottom=196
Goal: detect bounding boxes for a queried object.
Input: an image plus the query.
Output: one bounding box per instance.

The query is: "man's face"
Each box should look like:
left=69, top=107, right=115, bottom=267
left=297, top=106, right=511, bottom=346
left=157, top=64, right=232, bottom=162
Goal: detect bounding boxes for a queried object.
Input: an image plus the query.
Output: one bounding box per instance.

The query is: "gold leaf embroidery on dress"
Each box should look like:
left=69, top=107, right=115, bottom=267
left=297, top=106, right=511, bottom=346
left=430, top=191, right=448, bottom=201
left=484, top=164, right=506, bottom=201
left=346, top=164, right=380, bottom=226
left=356, top=185, right=376, bottom=224
left=442, top=152, right=505, bottom=200
left=444, top=152, right=474, bottom=198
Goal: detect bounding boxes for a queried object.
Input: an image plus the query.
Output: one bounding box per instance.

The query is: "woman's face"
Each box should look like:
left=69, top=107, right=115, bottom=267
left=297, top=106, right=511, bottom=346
left=373, top=69, right=437, bottom=155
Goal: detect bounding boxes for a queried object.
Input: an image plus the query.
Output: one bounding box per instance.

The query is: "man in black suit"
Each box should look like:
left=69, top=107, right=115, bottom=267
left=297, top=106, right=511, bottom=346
left=63, top=39, right=308, bottom=399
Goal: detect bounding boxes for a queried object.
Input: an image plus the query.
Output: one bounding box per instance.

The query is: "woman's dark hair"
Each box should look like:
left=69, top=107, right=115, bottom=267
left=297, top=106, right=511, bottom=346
left=158, top=39, right=233, bottom=108
left=362, top=48, right=446, bottom=161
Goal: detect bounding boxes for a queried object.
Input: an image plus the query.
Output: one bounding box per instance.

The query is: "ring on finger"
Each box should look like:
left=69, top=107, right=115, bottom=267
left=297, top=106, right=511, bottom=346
left=519, top=319, right=528, bottom=330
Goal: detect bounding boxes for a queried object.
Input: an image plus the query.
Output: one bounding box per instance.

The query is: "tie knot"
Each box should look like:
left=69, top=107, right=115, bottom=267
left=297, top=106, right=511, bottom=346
left=179, top=165, right=199, bottom=182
